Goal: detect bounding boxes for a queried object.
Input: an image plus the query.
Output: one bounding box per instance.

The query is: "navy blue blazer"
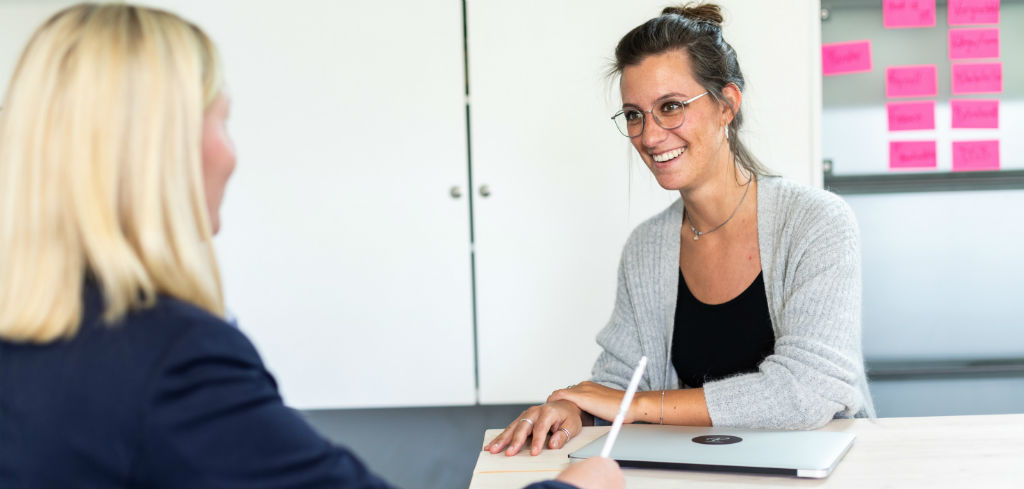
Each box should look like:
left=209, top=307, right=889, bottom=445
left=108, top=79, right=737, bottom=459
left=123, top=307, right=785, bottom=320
left=0, top=286, right=573, bottom=489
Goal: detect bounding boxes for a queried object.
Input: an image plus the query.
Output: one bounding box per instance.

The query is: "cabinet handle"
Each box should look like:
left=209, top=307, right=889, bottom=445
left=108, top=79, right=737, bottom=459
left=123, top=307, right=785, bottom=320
left=450, top=186, right=463, bottom=199
left=479, top=185, right=491, bottom=197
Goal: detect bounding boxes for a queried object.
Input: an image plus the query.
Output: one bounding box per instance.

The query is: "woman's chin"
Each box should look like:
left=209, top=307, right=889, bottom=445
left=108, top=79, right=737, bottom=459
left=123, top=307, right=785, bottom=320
left=651, top=171, right=690, bottom=192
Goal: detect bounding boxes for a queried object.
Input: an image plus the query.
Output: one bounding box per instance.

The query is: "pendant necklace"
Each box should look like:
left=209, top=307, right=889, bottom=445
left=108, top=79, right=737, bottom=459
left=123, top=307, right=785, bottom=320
left=685, top=179, right=751, bottom=241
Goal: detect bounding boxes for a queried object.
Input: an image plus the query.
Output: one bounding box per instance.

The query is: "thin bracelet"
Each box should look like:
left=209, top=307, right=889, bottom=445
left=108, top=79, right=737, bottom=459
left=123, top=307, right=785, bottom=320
left=659, top=390, right=665, bottom=424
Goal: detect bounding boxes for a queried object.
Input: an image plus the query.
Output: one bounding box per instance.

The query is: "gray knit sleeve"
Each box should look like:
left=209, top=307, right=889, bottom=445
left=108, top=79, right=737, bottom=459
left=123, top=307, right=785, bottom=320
left=703, top=194, right=868, bottom=429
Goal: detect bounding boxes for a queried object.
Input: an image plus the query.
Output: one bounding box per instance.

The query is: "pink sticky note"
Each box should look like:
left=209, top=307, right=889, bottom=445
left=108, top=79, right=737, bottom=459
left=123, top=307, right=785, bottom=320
left=951, top=99, right=999, bottom=128
left=887, top=101, right=936, bottom=131
left=949, top=28, right=1000, bottom=59
left=884, top=0, right=936, bottom=28
left=952, top=140, right=1000, bottom=171
left=890, top=141, right=937, bottom=169
left=822, top=40, right=873, bottom=76
left=886, top=65, right=938, bottom=98
left=952, top=62, right=1002, bottom=94
left=948, top=0, right=1000, bottom=25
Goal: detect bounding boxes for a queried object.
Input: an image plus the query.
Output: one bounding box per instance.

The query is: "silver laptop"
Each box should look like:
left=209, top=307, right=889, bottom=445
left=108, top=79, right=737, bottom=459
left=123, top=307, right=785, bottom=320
left=569, top=424, right=855, bottom=478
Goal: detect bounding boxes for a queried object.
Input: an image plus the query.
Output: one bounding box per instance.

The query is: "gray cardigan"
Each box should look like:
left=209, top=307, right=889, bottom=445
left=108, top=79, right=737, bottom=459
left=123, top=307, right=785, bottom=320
left=590, top=176, right=875, bottom=429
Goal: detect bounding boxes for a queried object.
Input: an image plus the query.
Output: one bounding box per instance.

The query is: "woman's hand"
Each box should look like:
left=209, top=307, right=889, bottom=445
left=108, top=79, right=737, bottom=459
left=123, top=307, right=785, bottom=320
left=555, top=456, right=625, bottom=489
left=483, top=400, right=583, bottom=456
left=547, top=381, right=635, bottom=423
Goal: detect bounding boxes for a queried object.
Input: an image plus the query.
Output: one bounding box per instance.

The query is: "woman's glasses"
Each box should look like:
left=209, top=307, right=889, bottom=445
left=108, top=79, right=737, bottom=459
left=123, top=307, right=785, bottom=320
left=611, top=91, right=709, bottom=138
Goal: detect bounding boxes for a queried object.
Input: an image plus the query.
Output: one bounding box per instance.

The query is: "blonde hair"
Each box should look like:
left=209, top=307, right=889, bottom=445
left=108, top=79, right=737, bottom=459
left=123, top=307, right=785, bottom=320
left=0, top=3, right=226, bottom=343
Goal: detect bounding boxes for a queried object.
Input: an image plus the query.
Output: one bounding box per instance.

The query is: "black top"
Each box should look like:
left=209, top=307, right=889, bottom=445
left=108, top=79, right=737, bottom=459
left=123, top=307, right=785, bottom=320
left=671, top=270, right=775, bottom=388
left=0, top=284, right=572, bottom=489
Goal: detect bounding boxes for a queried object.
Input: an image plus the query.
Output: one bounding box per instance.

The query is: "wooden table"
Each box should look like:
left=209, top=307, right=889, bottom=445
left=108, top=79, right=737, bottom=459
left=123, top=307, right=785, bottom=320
left=469, top=414, right=1024, bottom=488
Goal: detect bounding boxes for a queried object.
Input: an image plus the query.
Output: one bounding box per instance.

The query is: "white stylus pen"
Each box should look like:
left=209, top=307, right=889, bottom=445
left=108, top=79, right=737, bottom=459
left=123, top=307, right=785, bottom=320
left=600, top=355, right=648, bottom=458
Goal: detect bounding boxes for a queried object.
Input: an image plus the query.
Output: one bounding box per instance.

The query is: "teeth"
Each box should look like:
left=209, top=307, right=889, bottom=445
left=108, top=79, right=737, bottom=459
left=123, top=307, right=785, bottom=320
left=652, top=147, right=685, bottom=162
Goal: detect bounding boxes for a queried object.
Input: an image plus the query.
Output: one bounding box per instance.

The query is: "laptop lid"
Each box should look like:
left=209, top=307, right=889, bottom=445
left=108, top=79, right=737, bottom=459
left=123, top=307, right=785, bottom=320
left=568, top=424, right=855, bottom=478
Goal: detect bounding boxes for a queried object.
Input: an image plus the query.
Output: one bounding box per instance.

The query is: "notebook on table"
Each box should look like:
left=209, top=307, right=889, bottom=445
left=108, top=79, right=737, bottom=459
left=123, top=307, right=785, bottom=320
left=568, top=424, right=855, bottom=478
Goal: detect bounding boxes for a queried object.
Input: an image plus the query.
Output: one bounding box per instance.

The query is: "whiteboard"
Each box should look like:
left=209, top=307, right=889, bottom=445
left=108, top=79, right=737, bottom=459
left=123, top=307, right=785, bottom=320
left=822, top=2, right=1023, bottom=174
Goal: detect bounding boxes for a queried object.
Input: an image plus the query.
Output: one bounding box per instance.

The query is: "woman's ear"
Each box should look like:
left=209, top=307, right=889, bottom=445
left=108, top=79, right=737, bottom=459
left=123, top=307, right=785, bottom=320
left=719, top=82, right=742, bottom=126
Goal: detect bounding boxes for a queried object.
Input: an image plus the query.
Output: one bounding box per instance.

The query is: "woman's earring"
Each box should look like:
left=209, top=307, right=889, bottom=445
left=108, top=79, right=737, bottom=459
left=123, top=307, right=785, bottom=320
left=724, top=126, right=729, bottom=141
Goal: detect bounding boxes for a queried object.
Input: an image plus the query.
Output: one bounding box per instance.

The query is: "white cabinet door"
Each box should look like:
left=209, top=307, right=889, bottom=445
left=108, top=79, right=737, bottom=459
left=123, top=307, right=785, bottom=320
left=144, top=0, right=476, bottom=408
left=467, top=0, right=822, bottom=403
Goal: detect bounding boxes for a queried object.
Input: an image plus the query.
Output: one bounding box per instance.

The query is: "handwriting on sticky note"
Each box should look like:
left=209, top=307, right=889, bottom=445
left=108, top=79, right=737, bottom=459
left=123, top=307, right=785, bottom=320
left=890, top=141, right=937, bottom=169
left=953, top=140, right=1000, bottom=171
left=884, top=0, right=936, bottom=28
left=951, top=99, right=999, bottom=128
left=886, top=65, right=937, bottom=98
left=822, top=40, right=872, bottom=76
left=887, top=101, right=935, bottom=131
left=949, top=28, right=999, bottom=59
left=952, top=62, right=1002, bottom=94
left=948, top=0, right=1000, bottom=25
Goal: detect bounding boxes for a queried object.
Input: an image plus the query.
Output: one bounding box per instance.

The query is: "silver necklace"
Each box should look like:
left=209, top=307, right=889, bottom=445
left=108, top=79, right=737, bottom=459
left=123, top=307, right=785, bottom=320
left=685, top=179, right=751, bottom=241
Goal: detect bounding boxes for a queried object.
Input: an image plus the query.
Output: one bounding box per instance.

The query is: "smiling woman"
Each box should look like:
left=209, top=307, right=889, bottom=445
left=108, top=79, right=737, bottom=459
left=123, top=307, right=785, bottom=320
left=485, top=2, right=876, bottom=458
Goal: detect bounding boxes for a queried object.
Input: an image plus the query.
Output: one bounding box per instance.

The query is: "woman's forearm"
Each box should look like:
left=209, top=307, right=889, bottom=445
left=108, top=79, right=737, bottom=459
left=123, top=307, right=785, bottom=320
left=632, top=388, right=712, bottom=426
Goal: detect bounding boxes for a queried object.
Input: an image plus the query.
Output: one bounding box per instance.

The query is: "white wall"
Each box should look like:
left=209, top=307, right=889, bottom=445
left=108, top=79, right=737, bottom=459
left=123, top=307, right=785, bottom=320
left=720, top=0, right=824, bottom=186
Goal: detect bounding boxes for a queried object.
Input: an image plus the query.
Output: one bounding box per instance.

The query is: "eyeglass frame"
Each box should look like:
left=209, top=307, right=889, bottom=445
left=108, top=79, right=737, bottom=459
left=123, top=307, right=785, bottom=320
left=610, top=91, right=710, bottom=138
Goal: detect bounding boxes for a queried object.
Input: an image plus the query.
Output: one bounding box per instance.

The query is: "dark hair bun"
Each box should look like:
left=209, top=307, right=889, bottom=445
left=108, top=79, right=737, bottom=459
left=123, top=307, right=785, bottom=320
left=661, top=3, right=724, bottom=25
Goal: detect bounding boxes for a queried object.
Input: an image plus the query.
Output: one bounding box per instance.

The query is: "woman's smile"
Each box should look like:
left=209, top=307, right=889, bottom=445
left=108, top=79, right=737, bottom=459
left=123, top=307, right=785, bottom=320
left=652, top=146, right=687, bottom=167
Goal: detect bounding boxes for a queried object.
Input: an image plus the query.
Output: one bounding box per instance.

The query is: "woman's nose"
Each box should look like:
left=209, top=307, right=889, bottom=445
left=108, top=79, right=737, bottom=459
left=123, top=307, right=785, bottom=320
left=641, top=114, right=669, bottom=148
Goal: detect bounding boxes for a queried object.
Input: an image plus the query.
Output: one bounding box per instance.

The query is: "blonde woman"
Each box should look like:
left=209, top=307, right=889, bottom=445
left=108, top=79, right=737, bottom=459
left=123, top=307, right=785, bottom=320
left=0, top=4, right=621, bottom=488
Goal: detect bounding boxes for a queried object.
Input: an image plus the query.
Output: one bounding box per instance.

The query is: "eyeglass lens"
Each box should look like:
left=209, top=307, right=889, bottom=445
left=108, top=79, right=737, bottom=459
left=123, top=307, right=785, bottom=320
left=613, top=99, right=688, bottom=138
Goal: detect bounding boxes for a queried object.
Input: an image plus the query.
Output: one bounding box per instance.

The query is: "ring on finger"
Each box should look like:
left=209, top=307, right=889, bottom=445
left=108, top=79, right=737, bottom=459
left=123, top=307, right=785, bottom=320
left=518, top=418, right=534, bottom=426
left=559, top=427, right=571, bottom=441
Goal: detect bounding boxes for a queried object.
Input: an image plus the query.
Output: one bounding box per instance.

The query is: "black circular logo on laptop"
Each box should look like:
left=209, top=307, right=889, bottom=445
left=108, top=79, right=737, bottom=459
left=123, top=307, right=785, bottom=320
left=692, top=435, right=743, bottom=445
